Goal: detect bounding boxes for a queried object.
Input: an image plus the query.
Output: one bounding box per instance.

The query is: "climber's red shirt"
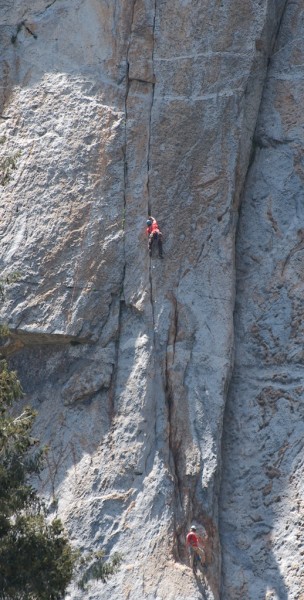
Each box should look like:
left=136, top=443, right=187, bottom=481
left=146, top=220, right=160, bottom=236
left=186, top=532, right=199, bottom=547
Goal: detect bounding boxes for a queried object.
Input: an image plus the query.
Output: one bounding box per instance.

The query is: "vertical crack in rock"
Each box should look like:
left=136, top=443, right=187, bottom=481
left=231, top=0, right=290, bottom=218
left=146, top=0, right=156, bottom=216
left=273, top=0, right=290, bottom=53
left=107, top=291, right=125, bottom=422
left=149, top=268, right=156, bottom=337
left=108, top=2, right=136, bottom=418
left=164, top=296, right=184, bottom=560
left=224, top=0, right=292, bottom=394
left=147, top=0, right=157, bottom=333
left=123, top=0, right=136, bottom=221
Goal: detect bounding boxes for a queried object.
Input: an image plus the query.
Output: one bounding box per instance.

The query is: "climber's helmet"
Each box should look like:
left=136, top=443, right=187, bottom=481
left=147, top=219, right=152, bottom=226
left=190, top=525, right=196, bottom=531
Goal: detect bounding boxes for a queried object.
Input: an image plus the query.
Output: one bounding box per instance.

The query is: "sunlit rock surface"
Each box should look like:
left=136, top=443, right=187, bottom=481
left=1, top=1, right=301, bottom=599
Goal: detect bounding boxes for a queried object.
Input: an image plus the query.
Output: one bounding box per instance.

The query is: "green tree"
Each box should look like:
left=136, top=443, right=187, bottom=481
left=0, top=357, right=122, bottom=599
left=77, top=550, right=122, bottom=591
left=0, top=274, right=121, bottom=597
left=0, top=360, right=76, bottom=599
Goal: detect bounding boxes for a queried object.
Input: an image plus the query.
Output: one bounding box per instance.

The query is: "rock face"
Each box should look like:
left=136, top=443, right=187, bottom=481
left=220, top=2, right=304, bottom=598
left=0, top=1, right=302, bottom=599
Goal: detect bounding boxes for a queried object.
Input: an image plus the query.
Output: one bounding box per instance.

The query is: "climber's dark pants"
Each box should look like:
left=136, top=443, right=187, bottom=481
left=148, top=231, right=163, bottom=257
left=188, top=545, right=205, bottom=568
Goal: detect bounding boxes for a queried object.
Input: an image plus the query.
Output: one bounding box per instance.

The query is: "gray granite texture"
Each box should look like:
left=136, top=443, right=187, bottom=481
left=220, top=1, right=304, bottom=598
left=1, top=1, right=302, bottom=599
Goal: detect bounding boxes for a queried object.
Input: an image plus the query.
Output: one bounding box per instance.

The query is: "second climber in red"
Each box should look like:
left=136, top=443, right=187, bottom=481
left=146, top=215, right=163, bottom=259
left=186, top=525, right=207, bottom=569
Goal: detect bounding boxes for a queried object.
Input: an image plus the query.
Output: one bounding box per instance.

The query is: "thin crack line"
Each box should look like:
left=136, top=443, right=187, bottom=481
left=147, top=0, right=157, bottom=335
left=146, top=0, right=156, bottom=216
left=121, top=0, right=136, bottom=302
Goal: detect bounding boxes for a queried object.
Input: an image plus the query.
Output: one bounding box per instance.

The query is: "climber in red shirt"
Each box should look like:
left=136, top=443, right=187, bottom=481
left=186, top=525, right=206, bottom=569
left=146, top=215, right=163, bottom=258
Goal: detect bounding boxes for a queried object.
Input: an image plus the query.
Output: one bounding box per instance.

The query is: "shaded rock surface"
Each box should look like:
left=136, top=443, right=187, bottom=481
left=0, top=1, right=301, bottom=599
left=220, top=2, right=304, bottom=598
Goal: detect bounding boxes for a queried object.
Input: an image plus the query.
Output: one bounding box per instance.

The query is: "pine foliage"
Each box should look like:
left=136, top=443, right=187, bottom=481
left=0, top=360, right=76, bottom=600
left=77, top=550, right=122, bottom=591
